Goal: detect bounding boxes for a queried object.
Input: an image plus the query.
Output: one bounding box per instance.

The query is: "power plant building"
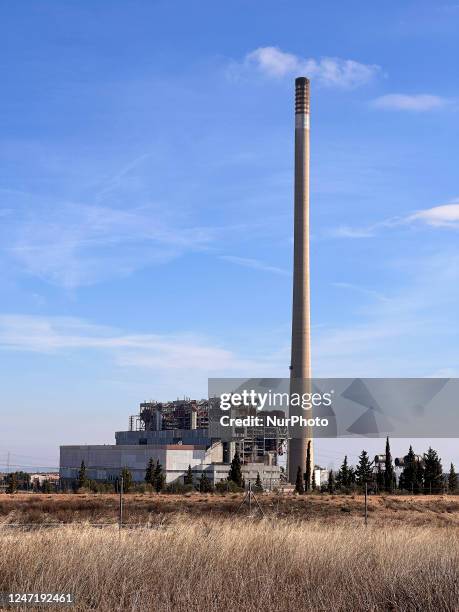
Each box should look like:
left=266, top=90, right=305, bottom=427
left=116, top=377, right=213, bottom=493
left=60, top=399, right=282, bottom=487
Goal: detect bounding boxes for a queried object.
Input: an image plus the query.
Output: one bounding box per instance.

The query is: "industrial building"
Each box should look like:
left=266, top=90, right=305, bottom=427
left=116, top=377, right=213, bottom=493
left=60, top=399, right=284, bottom=488
left=60, top=442, right=223, bottom=485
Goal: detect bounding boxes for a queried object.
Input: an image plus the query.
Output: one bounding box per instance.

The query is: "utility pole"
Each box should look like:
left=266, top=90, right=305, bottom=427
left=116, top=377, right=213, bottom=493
left=237, top=479, right=264, bottom=517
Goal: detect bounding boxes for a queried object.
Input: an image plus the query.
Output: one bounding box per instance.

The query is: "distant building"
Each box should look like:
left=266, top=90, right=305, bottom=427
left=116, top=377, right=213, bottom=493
left=60, top=443, right=281, bottom=488
left=29, top=472, right=60, bottom=485
left=314, top=466, right=329, bottom=487
left=61, top=396, right=286, bottom=488
left=60, top=442, right=223, bottom=485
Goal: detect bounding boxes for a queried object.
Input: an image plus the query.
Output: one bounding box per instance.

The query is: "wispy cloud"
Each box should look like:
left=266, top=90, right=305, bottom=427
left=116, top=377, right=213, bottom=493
left=0, top=314, right=273, bottom=374
left=329, top=225, right=379, bottom=239
left=371, top=94, right=449, bottom=111
left=3, top=200, right=215, bottom=288
left=94, top=153, right=151, bottom=204
left=329, top=201, right=459, bottom=238
left=332, top=282, right=389, bottom=303
left=232, top=46, right=380, bottom=88
left=219, top=255, right=290, bottom=276
left=314, top=251, right=459, bottom=376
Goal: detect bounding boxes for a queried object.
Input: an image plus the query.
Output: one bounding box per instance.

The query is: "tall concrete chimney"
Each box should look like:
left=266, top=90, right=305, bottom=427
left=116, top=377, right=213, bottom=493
left=288, top=77, right=313, bottom=484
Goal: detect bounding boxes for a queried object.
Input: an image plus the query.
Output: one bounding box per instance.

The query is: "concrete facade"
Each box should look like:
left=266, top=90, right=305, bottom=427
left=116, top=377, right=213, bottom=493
left=199, top=463, right=281, bottom=489
left=60, top=442, right=223, bottom=484
left=59, top=442, right=281, bottom=489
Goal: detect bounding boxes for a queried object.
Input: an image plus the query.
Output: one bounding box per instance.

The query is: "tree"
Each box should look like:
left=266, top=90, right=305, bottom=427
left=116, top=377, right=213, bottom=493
left=384, top=437, right=395, bottom=493
left=121, top=467, right=133, bottom=492
left=304, top=441, right=312, bottom=492
left=348, top=466, right=356, bottom=486
left=376, top=464, right=384, bottom=492
left=77, top=460, right=87, bottom=490
left=228, top=451, right=243, bottom=488
left=42, top=479, right=51, bottom=494
left=145, top=457, right=155, bottom=486
left=153, top=460, right=165, bottom=493
left=6, top=473, right=18, bottom=494
left=199, top=472, right=213, bottom=493
left=400, top=446, right=423, bottom=494
left=254, top=472, right=264, bottom=493
left=355, top=450, right=373, bottom=488
left=448, top=463, right=457, bottom=493
left=337, top=456, right=350, bottom=489
left=327, top=470, right=335, bottom=494
left=295, top=466, right=304, bottom=494
left=423, top=447, right=443, bottom=494
left=184, top=464, right=194, bottom=486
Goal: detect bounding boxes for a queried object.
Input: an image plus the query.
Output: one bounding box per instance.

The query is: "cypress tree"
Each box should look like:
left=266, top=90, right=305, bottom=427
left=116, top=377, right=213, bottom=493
left=184, top=464, right=194, bottom=486
left=376, top=464, right=384, bottom=492
left=145, top=457, right=155, bottom=487
left=327, top=470, right=335, bottom=494
left=254, top=472, right=263, bottom=493
left=355, top=450, right=373, bottom=488
left=295, top=466, right=304, bottom=494
left=384, top=437, right=395, bottom=493
left=448, top=463, right=457, bottom=493
left=153, top=460, right=165, bottom=493
left=400, top=446, right=423, bottom=494
left=199, top=472, right=213, bottom=493
left=348, top=466, right=356, bottom=486
left=77, top=460, right=87, bottom=490
left=413, top=457, right=424, bottom=494
left=6, top=473, right=18, bottom=494
left=337, top=456, right=350, bottom=489
left=423, top=447, right=443, bottom=494
left=304, top=441, right=312, bottom=492
left=121, top=467, right=133, bottom=492
left=228, top=451, right=243, bottom=487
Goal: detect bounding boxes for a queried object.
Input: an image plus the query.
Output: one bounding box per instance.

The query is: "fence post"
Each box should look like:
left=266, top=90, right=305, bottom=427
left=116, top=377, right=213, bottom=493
left=119, top=475, right=124, bottom=530
left=364, top=482, right=368, bottom=526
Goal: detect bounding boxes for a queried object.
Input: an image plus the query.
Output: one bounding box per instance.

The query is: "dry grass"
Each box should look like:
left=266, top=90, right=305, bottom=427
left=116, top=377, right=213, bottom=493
left=1, top=493, right=459, bottom=527
left=0, top=518, right=458, bottom=611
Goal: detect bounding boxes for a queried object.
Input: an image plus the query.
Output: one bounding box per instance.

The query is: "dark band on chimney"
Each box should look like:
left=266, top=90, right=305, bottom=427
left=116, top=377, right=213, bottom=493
left=295, top=77, right=310, bottom=115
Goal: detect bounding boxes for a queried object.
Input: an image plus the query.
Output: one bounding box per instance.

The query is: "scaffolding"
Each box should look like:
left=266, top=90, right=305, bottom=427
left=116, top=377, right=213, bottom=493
left=127, top=398, right=288, bottom=466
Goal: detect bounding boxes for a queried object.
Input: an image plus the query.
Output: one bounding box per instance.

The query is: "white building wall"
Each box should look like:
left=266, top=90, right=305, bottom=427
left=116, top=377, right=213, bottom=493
left=61, top=444, right=214, bottom=483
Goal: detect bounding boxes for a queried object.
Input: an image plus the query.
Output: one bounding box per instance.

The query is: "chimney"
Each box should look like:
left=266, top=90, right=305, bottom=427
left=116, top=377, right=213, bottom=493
left=288, top=77, right=313, bottom=483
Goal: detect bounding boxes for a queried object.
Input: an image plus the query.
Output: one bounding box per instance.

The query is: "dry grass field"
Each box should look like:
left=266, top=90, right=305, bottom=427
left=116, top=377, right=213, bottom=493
left=1, top=492, right=459, bottom=526
left=0, top=517, right=458, bottom=611
left=1, top=494, right=458, bottom=611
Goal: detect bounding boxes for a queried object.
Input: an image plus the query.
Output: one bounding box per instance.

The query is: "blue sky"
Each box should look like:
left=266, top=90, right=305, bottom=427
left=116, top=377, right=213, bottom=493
left=1, top=1, right=458, bottom=470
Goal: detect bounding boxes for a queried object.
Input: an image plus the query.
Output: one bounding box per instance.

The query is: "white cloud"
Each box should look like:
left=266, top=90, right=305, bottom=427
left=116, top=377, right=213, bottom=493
left=220, top=255, right=290, bottom=276
left=372, top=94, right=448, bottom=111
left=246, top=47, right=300, bottom=78
left=238, top=46, right=380, bottom=88
left=408, top=202, right=459, bottom=227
